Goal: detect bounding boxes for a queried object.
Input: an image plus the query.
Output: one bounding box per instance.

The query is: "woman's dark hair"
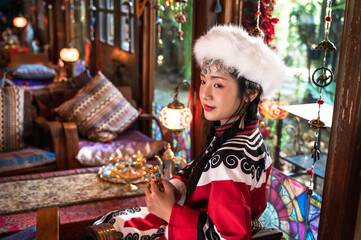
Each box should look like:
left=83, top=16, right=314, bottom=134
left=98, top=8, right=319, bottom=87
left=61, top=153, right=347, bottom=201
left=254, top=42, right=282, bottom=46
left=184, top=74, right=263, bottom=198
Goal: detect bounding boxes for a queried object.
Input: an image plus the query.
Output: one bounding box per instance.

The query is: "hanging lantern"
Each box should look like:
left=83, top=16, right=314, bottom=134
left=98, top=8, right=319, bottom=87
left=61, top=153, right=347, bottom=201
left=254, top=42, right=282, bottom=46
left=59, top=47, right=80, bottom=62
left=268, top=101, right=289, bottom=120
left=159, top=81, right=192, bottom=131
left=260, top=100, right=288, bottom=120
left=13, top=17, right=27, bottom=28
left=259, top=99, right=272, bottom=119
left=159, top=105, right=192, bottom=131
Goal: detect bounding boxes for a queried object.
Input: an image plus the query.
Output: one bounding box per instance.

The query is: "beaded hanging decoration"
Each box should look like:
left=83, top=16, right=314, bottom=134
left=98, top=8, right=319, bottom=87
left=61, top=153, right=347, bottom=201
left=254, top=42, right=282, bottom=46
left=165, top=0, right=174, bottom=10
left=154, top=0, right=187, bottom=44
left=154, top=0, right=165, bottom=46
left=174, top=0, right=188, bottom=41
left=88, top=0, right=96, bottom=41
left=306, top=0, right=336, bottom=196
left=250, top=0, right=265, bottom=38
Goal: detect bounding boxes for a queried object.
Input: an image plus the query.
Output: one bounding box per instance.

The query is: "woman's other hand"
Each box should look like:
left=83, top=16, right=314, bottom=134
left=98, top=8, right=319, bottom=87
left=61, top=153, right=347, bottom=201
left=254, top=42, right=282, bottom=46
left=144, top=180, right=176, bottom=222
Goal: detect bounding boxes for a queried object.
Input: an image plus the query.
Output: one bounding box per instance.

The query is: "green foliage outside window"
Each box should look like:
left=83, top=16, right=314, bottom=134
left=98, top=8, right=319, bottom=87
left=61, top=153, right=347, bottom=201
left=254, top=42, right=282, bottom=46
left=262, top=0, right=345, bottom=159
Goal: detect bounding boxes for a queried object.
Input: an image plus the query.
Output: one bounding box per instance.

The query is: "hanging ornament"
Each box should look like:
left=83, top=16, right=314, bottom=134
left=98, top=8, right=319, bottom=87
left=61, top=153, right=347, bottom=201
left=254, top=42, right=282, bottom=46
left=174, top=10, right=187, bottom=40
left=306, top=0, right=336, bottom=195
left=154, top=0, right=165, bottom=46
left=315, top=0, right=337, bottom=52
left=214, top=0, right=222, bottom=14
left=174, top=0, right=188, bottom=41
left=250, top=0, right=264, bottom=38
left=165, top=0, right=174, bottom=10
left=88, top=0, right=97, bottom=41
left=311, top=67, right=333, bottom=87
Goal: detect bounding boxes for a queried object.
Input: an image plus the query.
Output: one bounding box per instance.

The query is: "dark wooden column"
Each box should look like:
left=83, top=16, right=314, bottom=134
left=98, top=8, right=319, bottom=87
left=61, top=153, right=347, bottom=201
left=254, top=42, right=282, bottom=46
left=318, top=0, right=361, bottom=239
left=191, top=0, right=240, bottom=158
left=191, top=0, right=218, bottom=158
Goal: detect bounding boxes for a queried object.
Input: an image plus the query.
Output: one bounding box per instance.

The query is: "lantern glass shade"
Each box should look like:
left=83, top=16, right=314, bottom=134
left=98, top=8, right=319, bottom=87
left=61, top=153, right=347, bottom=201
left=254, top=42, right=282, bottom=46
left=260, top=99, right=289, bottom=120
left=59, top=47, right=80, bottom=62
left=13, top=17, right=27, bottom=28
left=159, top=106, right=192, bottom=131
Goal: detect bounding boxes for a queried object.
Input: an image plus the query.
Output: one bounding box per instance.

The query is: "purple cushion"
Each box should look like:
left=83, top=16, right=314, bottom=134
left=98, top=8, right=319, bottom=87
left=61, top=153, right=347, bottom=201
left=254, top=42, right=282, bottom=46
left=76, top=129, right=167, bottom=166
left=12, top=64, right=55, bottom=81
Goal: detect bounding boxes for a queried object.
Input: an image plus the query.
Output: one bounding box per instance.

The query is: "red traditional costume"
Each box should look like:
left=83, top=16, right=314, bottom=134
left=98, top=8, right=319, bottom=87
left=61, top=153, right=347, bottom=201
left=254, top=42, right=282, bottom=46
left=93, top=120, right=272, bottom=240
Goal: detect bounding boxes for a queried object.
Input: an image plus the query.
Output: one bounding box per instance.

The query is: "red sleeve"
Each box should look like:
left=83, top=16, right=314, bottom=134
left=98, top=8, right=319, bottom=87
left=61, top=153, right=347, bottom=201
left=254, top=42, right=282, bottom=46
left=251, top=166, right=271, bottom=218
left=167, top=180, right=252, bottom=240
left=170, top=175, right=188, bottom=185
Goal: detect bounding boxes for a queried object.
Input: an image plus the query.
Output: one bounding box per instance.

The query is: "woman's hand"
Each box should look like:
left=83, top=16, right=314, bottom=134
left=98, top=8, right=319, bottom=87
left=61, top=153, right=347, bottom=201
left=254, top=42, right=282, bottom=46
left=144, top=180, right=176, bottom=223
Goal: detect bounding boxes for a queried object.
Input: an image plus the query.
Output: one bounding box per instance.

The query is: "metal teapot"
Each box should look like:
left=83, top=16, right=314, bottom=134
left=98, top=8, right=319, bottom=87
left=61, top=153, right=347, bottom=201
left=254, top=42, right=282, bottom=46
left=155, top=143, right=187, bottom=179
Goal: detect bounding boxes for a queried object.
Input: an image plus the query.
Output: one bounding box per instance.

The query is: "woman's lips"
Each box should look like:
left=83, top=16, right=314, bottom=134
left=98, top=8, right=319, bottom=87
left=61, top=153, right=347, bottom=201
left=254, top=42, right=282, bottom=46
left=203, top=104, right=215, bottom=111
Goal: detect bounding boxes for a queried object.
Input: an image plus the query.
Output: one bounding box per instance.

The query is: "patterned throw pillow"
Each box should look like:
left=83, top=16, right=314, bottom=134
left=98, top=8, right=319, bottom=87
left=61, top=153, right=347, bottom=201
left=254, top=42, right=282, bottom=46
left=57, top=69, right=92, bottom=89
left=55, top=72, right=139, bottom=142
left=0, top=86, right=25, bottom=152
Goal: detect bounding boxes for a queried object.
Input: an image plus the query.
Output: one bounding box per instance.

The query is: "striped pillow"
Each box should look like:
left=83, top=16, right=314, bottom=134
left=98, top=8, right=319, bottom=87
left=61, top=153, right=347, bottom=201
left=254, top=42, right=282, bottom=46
left=0, top=86, right=25, bottom=152
left=55, top=72, right=139, bottom=142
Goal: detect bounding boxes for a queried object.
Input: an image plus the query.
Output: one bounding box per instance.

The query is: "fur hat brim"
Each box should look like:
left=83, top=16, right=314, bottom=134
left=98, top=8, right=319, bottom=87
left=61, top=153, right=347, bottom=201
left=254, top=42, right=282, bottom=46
left=193, top=25, right=286, bottom=99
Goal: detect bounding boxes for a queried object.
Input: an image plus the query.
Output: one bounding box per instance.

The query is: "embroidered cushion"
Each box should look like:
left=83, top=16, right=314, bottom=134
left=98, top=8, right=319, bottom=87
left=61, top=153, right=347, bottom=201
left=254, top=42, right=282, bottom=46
left=0, top=147, right=56, bottom=173
left=55, top=72, right=139, bottom=142
left=76, top=129, right=167, bottom=166
left=58, top=69, right=92, bottom=89
left=12, top=64, right=55, bottom=81
left=0, top=86, right=25, bottom=152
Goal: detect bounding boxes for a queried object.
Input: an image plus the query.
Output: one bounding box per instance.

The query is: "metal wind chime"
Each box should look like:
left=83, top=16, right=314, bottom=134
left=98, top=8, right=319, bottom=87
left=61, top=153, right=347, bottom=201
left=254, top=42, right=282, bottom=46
left=250, top=0, right=265, bottom=38
left=306, top=0, right=336, bottom=195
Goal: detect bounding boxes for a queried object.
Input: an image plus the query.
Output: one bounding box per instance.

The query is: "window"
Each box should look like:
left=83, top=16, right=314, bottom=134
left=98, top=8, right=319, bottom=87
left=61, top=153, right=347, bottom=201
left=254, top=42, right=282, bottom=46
left=98, top=0, right=114, bottom=45
left=96, top=0, right=134, bottom=52
left=152, top=0, right=193, bottom=161
left=120, top=0, right=134, bottom=52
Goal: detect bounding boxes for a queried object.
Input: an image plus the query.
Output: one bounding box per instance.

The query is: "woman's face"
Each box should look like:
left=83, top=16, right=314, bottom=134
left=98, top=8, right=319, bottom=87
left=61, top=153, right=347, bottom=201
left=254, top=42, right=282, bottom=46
left=199, top=69, right=242, bottom=125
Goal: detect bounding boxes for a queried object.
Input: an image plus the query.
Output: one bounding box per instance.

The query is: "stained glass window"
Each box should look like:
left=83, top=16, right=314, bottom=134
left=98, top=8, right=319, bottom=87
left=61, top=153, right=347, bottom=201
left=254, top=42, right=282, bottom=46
left=260, top=168, right=322, bottom=240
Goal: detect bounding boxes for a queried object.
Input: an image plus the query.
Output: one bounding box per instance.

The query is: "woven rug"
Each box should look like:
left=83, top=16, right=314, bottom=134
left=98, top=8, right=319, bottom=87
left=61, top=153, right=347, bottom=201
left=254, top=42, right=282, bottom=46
left=0, top=172, right=146, bottom=215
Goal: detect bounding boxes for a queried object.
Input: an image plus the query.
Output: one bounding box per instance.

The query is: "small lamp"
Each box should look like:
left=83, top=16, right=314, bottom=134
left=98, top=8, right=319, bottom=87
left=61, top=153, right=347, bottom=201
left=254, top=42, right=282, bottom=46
left=59, top=45, right=80, bottom=63
left=59, top=44, right=80, bottom=78
left=13, top=17, right=27, bottom=28
left=159, top=80, right=192, bottom=153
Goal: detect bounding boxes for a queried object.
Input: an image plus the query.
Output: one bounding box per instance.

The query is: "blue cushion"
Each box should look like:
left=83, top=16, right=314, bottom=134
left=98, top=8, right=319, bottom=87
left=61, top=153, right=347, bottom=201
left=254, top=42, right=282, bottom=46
left=0, top=147, right=55, bottom=173
left=12, top=64, right=55, bottom=81
left=0, top=226, right=36, bottom=240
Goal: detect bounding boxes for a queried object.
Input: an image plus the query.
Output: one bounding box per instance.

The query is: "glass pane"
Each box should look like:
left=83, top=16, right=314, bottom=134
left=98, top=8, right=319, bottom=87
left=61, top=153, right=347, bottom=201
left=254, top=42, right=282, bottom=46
left=99, top=0, right=105, bottom=9
left=107, top=13, right=114, bottom=45
left=260, top=168, right=322, bottom=240
left=267, top=0, right=345, bottom=172
left=251, top=0, right=345, bottom=237
left=121, top=0, right=134, bottom=14
left=120, top=16, right=133, bottom=52
left=107, top=0, right=114, bottom=10
left=99, top=11, right=105, bottom=43
left=152, top=0, right=193, bottom=161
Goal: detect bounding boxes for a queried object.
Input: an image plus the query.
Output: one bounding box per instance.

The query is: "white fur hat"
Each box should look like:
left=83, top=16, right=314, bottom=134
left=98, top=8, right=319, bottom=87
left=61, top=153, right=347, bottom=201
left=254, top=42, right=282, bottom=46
left=193, top=25, right=286, bottom=98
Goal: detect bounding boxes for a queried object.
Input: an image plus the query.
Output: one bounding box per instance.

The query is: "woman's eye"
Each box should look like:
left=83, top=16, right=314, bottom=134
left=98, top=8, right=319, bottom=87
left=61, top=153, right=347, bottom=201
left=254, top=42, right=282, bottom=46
left=200, top=79, right=206, bottom=84
left=214, top=83, right=223, bottom=88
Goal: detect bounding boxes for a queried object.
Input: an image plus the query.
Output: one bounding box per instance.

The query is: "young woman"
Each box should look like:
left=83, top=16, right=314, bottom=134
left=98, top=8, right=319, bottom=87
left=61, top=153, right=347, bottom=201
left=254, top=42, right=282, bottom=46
left=93, top=24, right=286, bottom=240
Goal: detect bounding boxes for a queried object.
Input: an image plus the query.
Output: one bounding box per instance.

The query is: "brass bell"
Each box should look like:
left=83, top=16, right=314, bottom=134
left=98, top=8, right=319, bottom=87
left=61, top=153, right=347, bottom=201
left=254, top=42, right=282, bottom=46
left=250, top=26, right=264, bottom=38
left=307, top=117, right=326, bottom=129
left=315, top=38, right=337, bottom=51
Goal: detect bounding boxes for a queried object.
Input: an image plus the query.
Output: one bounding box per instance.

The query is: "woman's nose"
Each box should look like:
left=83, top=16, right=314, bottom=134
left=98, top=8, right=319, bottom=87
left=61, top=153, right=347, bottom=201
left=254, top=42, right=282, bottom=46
left=200, top=84, right=212, bottom=100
